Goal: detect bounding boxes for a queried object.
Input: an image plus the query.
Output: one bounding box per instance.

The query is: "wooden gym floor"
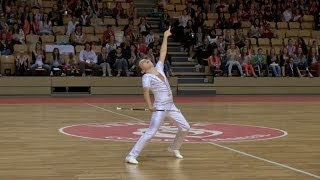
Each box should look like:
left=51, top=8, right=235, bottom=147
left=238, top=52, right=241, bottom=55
left=0, top=96, right=319, bottom=180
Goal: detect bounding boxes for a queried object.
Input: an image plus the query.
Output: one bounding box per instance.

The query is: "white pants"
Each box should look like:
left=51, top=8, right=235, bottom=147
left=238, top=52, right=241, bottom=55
left=128, top=103, right=190, bottom=158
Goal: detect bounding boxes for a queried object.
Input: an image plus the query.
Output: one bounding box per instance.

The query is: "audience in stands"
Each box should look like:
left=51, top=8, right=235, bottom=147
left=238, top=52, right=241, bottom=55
left=30, top=42, right=50, bottom=75
left=79, top=42, right=99, bottom=76
left=0, top=0, right=319, bottom=79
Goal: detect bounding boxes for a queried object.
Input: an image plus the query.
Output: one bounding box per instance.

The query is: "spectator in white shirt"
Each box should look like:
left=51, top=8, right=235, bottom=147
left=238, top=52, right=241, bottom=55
left=39, top=13, right=53, bottom=35
left=145, top=29, right=154, bottom=46
left=179, top=10, right=191, bottom=28
left=105, top=35, right=119, bottom=52
left=66, top=15, right=78, bottom=36
left=79, top=43, right=99, bottom=76
left=286, top=39, right=296, bottom=57
left=283, top=7, right=293, bottom=22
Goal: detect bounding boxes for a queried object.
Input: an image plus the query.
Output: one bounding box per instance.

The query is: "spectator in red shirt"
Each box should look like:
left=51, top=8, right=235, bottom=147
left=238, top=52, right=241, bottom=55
left=102, top=25, right=115, bottom=46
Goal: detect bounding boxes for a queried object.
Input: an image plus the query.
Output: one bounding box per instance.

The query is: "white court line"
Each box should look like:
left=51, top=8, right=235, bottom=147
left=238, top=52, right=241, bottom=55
left=86, top=103, right=320, bottom=179
left=87, top=103, right=143, bottom=122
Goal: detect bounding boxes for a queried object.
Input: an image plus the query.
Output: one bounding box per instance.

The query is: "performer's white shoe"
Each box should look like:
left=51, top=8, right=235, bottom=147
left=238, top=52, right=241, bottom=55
left=125, top=156, right=139, bottom=164
left=168, top=147, right=183, bottom=159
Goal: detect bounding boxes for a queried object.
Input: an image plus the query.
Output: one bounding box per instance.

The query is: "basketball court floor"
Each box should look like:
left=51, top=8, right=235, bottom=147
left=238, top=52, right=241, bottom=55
left=0, top=96, right=319, bottom=180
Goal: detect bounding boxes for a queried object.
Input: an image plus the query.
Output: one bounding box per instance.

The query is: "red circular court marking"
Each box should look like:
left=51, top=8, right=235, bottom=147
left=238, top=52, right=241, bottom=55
left=59, top=123, right=287, bottom=143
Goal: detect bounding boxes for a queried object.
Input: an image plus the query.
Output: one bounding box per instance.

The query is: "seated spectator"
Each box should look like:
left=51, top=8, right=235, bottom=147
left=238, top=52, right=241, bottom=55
left=87, top=6, right=97, bottom=19
left=228, top=12, right=241, bottom=30
left=267, top=47, right=281, bottom=77
left=105, top=35, right=119, bottom=53
left=114, top=46, right=129, bottom=77
left=36, top=8, right=45, bottom=22
left=261, top=23, right=274, bottom=39
left=120, top=35, right=132, bottom=60
left=39, top=13, right=53, bottom=35
left=280, top=47, right=290, bottom=76
left=23, top=12, right=39, bottom=35
left=64, top=53, right=79, bottom=76
left=285, top=56, right=299, bottom=77
left=194, top=38, right=213, bottom=67
left=224, top=29, right=233, bottom=44
left=12, top=23, right=25, bottom=44
left=79, top=43, right=99, bottom=76
left=100, top=2, right=113, bottom=18
left=208, top=48, right=221, bottom=78
left=113, top=2, right=126, bottom=20
left=60, top=0, right=72, bottom=16
left=98, top=47, right=113, bottom=77
left=207, top=29, right=218, bottom=45
left=310, top=40, right=319, bottom=56
left=241, top=46, right=257, bottom=77
left=31, top=42, right=50, bottom=75
left=79, top=10, right=91, bottom=26
left=226, top=42, right=244, bottom=77
left=31, top=0, right=42, bottom=9
left=176, top=10, right=191, bottom=41
left=6, top=4, right=17, bottom=26
left=295, top=37, right=308, bottom=55
left=127, top=2, right=137, bottom=19
left=294, top=47, right=312, bottom=77
left=164, top=54, right=174, bottom=78
left=292, top=8, right=302, bottom=22
left=145, top=29, right=154, bottom=46
left=66, top=15, right=79, bottom=36
left=287, top=39, right=297, bottom=57
left=186, top=2, right=196, bottom=19
left=252, top=48, right=267, bottom=76
left=102, top=25, right=115, bottom=45
left=50, top=48, right=65, bottom=76
left=308, top=47, right=320, bottom=77
left=70, top=25, right=86, bottom=45
left=146, top=48, right=156, bottom=65
left=0, top=31, right=13, bottom=55
left=160, top=10, right=170, bottom=32
left=183, top=20, right=196, bottom=55
left=123, top=22, right=135, bottom=39
left=15, top=53, right=29, bottom=76
left=283, top=6, right=293, bottom=22
left=195, top=27, right=203, bottom=46
left=249, top=18, right=263, bottom=38
left=234, top=29, right=246, bottom=48
left=137, top=36, right=148, bottom=56
left=50, top=4, right=63, bottom=26
left=128, top=44, right=138, bottom=73
left=138, top=17, right=151, bottom=36
left=215, top=14, right=228, bottom=29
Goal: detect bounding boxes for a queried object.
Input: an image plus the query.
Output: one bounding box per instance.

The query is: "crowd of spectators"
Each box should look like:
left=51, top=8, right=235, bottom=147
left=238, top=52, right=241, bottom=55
left=168, top=0, right=320, bottom=77
left=0, top=0, right=319, bottom=78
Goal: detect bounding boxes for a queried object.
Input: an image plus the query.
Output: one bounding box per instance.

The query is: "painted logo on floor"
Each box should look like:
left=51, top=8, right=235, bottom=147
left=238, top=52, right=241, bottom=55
left=59, top=123, right=287, bottom=142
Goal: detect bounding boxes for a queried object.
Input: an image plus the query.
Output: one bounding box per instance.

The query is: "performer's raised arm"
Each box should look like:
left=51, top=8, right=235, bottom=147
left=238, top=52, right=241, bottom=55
left=159, top=26, right=172, bottom=64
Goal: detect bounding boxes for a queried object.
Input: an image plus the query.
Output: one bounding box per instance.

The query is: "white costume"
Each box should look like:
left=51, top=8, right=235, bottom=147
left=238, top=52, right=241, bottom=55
left=127, top=61, right=190, bottom=159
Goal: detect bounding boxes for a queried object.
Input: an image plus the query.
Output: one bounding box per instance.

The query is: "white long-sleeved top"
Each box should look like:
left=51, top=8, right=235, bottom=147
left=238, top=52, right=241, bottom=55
left=79, top=49, right=97, bottom=63
left=142, top=61, right=173, bottom=107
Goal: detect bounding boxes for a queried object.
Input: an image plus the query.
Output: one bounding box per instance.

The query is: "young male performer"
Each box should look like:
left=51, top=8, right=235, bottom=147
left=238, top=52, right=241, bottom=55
left=125, top=27, right=190, bottom=164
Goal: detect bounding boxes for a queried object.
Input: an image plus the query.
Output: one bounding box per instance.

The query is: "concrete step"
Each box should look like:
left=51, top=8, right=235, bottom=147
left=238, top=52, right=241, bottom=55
left=178, top=77, right=208, bottom=83
left=168, top=42, right=182, bottom=46
left=174, top=72, right=206, bottom=76
left=179, top=83, right=214, bottom=87
left=136, top=8, right=154, bottom=13
left=172, top=61, right=197, bottom=67
left=135, top=4, right=155, bottom=8
left=172, top=67, right=198, bottom=72
left=177, top=85, right=216, bottom=96
left=168, top=46, right=183, bottom=52
left=172, top=56, right=189, bottom=62
left=168, top=52, right=188, bottom=57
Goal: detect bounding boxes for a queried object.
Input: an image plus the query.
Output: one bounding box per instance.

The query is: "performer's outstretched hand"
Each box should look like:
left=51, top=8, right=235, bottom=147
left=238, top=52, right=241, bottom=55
left=164, top=26, right=172, bottom=37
